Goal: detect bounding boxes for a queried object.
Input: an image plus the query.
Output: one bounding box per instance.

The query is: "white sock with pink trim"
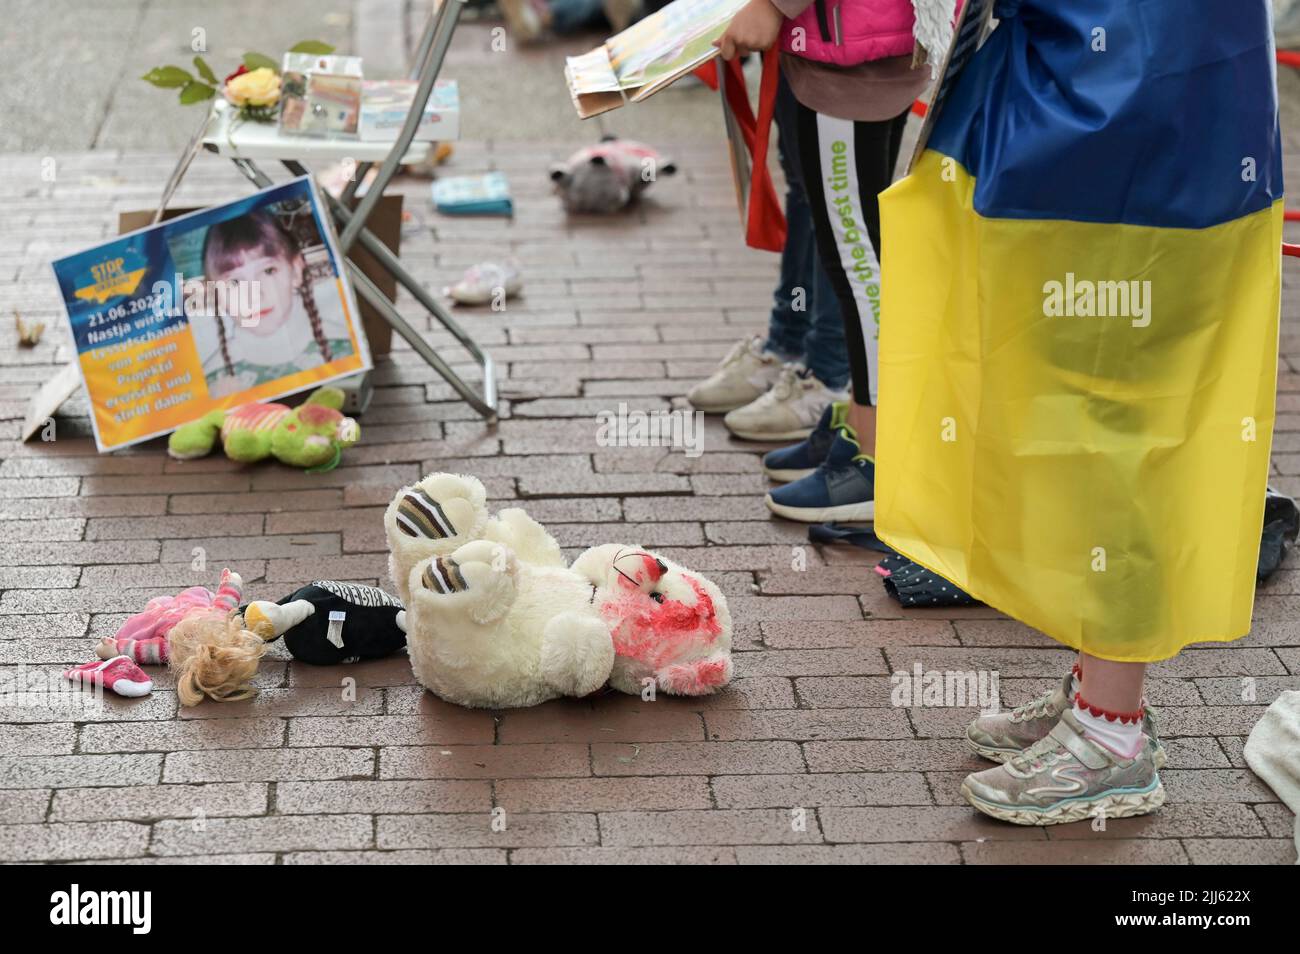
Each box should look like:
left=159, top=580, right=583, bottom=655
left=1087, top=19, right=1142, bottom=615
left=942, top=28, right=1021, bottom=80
left=1073, top=694, right=1143, bottom=759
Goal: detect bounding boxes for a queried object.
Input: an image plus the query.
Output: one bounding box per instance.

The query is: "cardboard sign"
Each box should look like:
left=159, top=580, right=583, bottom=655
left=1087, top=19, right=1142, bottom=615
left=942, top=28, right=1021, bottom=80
left=50, top=176, right=370, bottom=452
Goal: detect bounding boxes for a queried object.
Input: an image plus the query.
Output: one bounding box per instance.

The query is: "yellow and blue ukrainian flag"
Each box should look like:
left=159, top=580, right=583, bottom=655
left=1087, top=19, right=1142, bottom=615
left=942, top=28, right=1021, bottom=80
left=875, top=0, right=1284, bottom=661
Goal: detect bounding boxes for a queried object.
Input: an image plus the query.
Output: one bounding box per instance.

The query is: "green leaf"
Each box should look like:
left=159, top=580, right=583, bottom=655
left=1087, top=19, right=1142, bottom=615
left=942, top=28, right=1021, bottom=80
left=192, top=55, right=217, bottom=84
left=141, top=65, right=193, bottom=89
left=242, top=52, right=278, bottom=72
left=178, top=81, right=217, bottom=105
left=288, top=39, right=335, bottom=55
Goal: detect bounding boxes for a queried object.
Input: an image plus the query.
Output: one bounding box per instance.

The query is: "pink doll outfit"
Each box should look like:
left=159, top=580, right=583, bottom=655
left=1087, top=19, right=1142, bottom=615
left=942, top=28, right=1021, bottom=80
left=97, top=569, right=243, bottom=665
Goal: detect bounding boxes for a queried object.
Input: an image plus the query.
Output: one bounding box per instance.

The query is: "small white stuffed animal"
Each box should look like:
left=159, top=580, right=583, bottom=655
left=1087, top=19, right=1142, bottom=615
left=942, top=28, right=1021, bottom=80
left=385, top=473, right=732, bottom=708
left=549, top=136, right=677, bottom=214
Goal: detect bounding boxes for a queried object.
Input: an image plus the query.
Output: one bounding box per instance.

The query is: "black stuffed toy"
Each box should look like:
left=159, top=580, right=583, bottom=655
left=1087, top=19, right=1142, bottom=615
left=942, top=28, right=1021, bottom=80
left=243, top=581, right=407, bottom=665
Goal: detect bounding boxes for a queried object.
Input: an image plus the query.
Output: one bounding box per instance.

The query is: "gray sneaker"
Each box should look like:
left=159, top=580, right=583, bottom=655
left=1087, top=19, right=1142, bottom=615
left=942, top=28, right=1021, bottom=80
left=961, top=708, right=1166, bottom=826
left=965, top=669, right=1166, bottom=769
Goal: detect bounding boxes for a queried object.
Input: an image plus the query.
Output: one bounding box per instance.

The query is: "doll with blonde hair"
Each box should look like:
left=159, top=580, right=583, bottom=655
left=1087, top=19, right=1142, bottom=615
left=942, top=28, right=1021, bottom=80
left=96, top=569, right=274, bottom=705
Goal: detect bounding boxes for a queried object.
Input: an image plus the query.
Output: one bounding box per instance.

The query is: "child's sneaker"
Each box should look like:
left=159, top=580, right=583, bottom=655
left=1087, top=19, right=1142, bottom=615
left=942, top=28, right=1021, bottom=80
left=966, top=668, right=1166, bottom=769
left=687, top=335, right=784, bottom=413
left=762, top=401, right=846, bottom=482
left=724, top=365, right=847, bottom=442
left=63, top=656, right=153, bottom=698
left=764, top=431, right=873, bottom=522
left=961, top=708, right=1166, bottom=826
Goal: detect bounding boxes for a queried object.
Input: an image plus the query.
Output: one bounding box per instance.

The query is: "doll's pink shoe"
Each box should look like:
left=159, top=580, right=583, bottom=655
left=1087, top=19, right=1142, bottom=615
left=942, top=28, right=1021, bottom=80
left=63, top=656, right=153, bottom=698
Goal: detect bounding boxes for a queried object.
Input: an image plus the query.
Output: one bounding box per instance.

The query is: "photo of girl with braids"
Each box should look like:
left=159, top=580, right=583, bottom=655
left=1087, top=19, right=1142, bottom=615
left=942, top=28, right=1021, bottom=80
left=190, top=208, right=354, bottom=397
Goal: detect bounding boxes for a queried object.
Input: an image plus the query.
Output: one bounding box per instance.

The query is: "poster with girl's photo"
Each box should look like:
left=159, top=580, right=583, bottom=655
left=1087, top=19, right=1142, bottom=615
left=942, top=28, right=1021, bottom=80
left=51, top=177, right=370, bottom=452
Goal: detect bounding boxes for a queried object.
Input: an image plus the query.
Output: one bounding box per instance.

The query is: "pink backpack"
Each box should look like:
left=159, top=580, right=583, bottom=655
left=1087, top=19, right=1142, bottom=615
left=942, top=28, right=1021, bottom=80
left=779, top=0, right=921, bottom=68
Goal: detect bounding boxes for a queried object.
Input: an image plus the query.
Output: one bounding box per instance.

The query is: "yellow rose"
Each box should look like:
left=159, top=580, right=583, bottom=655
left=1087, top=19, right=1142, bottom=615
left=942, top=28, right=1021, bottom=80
left=225, top=67, right=281, bottom=108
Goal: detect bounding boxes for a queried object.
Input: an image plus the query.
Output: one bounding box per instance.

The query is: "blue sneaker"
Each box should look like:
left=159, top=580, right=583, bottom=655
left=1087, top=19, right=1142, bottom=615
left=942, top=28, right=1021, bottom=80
left=762, top=401, right=846, bottom=483
left=764, top=432, right=874, bottom=523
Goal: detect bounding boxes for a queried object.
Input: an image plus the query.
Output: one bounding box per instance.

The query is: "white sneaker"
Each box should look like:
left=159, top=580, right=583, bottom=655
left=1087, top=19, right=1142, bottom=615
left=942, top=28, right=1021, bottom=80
left=687, top=335, right=784, bottom=413
left=724, top=365, right=848, bottom=442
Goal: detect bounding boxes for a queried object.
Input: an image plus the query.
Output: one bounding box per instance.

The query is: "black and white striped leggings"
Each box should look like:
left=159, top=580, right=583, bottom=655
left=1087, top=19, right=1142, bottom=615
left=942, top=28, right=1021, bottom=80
left=793, top=101, right=910, bottom=407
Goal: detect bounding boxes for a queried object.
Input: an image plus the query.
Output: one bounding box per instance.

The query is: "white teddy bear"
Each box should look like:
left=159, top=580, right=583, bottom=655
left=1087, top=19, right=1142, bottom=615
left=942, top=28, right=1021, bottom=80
left=384, top=473, right=733, bottom=709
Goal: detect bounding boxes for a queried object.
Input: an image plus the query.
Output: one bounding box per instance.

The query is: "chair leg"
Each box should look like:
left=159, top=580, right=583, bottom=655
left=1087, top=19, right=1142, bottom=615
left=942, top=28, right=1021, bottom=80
left=322, top=191, right=489, bottom=362
left=346, top=261, right=498, bottom=423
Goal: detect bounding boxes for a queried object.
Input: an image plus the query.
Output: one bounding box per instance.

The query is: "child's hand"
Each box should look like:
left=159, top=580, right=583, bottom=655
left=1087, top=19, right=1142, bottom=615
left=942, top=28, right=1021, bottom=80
left=714, top=0, right=783, bottom=61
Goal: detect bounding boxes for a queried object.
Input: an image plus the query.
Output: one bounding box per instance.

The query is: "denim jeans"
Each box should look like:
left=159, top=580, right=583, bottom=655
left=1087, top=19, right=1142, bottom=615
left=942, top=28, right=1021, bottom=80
left=765, top=73, right=851, bottom=391
left=548, top=0, right=604, bottom=33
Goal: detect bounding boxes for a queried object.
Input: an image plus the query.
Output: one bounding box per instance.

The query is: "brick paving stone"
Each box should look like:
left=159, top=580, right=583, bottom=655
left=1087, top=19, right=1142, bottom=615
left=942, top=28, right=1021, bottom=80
left=276, top=780, right=492, bottom=815
left=0, top=690, right=178, bottom=724
left=162, top=748, right=373, bottom=784
left=79, top=853, right=279, bottom=865
left=805, top=740, right=987, bottom=774
left=497, top=776, right=711, bottom=812
left=0, top=790, right=50, bottom=824
left=1254, top=802, right=1300, bottom=838
left=380, top=744, right=591, bottom=780
left=704, top=708, right=912, bottom=741
left=152, top=814, right=375, bottom=856
left=764, top=618, right=958, bottom=648
left=282, top=849, right=508, bottom=864
left=50, top=783, right=269, bottom=823
left=1180, top=840, right=1299, bottom=865
left=1159, top=737, right=1234, bottom=768
left=1160, top=769, right=1279, bottom=804
left=1042, top=802, right=1269, bottom=840
left=712, top=772, right=931, bottom=808
left=79, top=718, right=286, bottom=753
left=0, top=723, right=75, bottom=756
left=497, top=700, right=705, bottom=744
left=0, top=613, right=89, bottom=640
left=962, top=840, right=1190, bottom=864
left=177, top=687, right=385, bottom=720
left=287, top=714, right=495, bottom=747
left=0, top=752, right=163, bottom=789
left=821, top=806, right=1046, bottom=843
left=511, top=846, right=739, bottom=864
left=377, top=812, right=599, bottom=849
left=592, top=740, right=805, bottom=777
left=1159, top=706, right=1274, bottom=737
left=736, top=843, right=961, bottom=864
left=0, top=821, right=150, bottom=862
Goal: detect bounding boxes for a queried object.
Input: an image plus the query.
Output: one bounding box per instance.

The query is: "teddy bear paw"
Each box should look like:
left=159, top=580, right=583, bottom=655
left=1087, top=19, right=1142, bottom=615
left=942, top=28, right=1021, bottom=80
left=413, top=540, right=517, bottom=625
left=390, top=474, right=486, bottom=548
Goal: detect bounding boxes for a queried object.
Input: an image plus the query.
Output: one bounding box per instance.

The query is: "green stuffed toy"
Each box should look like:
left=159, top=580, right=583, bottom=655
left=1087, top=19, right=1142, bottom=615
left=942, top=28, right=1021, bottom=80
left=168, top=387, right=360, bottom=471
